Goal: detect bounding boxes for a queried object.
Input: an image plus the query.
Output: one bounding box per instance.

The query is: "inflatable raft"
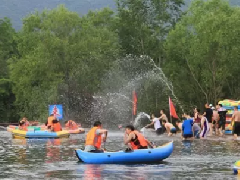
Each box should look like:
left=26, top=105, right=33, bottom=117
left=65, top=128, right=85, bottom=134
left=75, top=141, right=173, bottom=164
left=12, top=129, right=70, bottom=139
left=233, top=160, right=240, bottom=174
left=7, top=125, right=44, bottom=132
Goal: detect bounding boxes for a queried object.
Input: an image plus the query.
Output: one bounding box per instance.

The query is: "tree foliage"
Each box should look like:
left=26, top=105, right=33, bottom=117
left=165, top=0, right=240, bottom=109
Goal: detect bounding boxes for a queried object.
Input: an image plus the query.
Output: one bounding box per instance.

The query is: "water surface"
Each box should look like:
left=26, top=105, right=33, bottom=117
left=0, top=130, right=238, bottom=180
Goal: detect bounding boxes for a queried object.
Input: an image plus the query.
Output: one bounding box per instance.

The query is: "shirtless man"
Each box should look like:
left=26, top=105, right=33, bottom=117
left=212, top=108, right=220, bottom=135
left=232, top=106, right=240, bottom=140
left=159, top=109, right=168, bottom=122
left=162, top=120, right=177, bottom=136
left=176, top=120, right=182, bottom=132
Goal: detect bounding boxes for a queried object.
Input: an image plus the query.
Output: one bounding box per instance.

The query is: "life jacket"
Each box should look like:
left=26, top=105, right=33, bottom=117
left=66, top=120, right=78, bottom=130
left=85, top=127, right=102, bottom=149
left=47, top=116, right=55, bottom=127
left=130, top=131, right=148, bottom=150
left=52, top=122, right=62, bottom=132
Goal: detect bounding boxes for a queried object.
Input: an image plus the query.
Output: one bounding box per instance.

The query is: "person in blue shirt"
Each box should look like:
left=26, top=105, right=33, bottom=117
left=182, top=113, right=194, bottom=140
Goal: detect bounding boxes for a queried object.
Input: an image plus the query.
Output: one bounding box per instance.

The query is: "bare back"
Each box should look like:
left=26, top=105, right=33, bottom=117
left=233, top=111, right=240, bottom=122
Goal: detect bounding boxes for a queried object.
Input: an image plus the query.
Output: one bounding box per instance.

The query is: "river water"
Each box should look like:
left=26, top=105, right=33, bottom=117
left=0, top=129, right=239, bottom=180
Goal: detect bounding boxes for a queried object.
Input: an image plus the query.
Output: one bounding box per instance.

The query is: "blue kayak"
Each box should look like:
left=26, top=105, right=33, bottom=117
left=75, top=141, right=173, bottom=164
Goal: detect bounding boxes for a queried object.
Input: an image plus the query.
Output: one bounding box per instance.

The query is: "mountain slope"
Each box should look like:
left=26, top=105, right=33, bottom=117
left=0, top=0, right=239, bottom=29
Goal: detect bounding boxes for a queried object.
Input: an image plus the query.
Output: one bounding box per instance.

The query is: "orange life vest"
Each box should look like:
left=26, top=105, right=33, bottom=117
left=65, top=120, right=78, bottom=130
left=19, top=125, right=28, bottom=131
left=130, top=131, right=148, bottom=150
left=47, top=116, right=54, bottom=127
left=52, top=122, right=62, bottom=132
left=85, top=127, right=102, bottom=149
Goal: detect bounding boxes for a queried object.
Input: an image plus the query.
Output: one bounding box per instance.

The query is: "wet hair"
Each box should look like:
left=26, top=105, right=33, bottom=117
left=161, top=109, right=165, bottom=113
left=50, top=114, right=54, bottom=116
left=64, top=121, right=68, bottom=124
left=162, top=120, right=167, bottom=123
left=197, top=108, right=200, bottom=112
left=234, top=106, right=238, bottom=110
left=219, top=104, right=223, bottom=107
left=125, top=125, right=135, bottom=131
left=93, top=121, right=102, bottom=127
left=198, top=111, right=204, bottom=115
left=52, top=120, right=58, bottom=124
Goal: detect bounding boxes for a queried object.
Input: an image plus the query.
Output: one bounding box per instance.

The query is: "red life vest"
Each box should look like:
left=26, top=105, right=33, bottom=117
left=52, top=122, right=62, bottom=132
left=130, top=131, right=148, bottom=150
left=66, top=120, right=78, bottom=130
left=85, top=127, right=102, bottom=149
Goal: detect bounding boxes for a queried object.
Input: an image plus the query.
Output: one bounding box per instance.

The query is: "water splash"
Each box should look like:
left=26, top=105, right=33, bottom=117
left=90, top=54, right=183, bottom=127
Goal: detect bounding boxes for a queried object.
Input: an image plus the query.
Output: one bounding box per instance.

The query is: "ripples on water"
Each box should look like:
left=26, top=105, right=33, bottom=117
left=0, top=130, right=239, bottom=180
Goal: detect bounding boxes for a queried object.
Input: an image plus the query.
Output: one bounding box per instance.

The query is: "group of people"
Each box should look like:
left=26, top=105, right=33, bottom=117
left=18, top=115, right=80, bottom=132
left=84, top=121, right=155, bottom=153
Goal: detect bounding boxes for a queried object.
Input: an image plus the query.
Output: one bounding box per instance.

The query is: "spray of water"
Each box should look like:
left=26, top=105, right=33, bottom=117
left=90, top=55, right=183, bottom=128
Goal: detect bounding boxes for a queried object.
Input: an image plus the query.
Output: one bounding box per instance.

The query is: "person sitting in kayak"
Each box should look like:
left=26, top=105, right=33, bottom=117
left=51, top=119, right=62, bottom=132
left=84, top=121, right=108, bottom=153
left=162, top=120, right=177, bottom=136
left=65, top=120, right=78, bottom=130
left=124, top=125, right=154, bottom=150
left=19, top=120, right=28, bottom=131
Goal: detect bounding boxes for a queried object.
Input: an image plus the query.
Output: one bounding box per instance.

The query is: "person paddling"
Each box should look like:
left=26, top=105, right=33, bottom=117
left=145, top=113, right=163, bottom=135
left=162, top=120, right=177, bottom=136
left=124, top=125, right=154, bottom=151
left=84, top=121, right=108, bottom=153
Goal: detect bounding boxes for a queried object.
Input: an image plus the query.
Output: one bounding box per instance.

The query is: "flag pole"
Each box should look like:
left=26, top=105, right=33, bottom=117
left=169, top=97, right=172, bottom=123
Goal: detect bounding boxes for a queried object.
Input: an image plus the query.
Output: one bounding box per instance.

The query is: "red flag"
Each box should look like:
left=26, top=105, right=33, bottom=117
left=132, top=91, right=137, bottom=115
left=169, top=97, right=178, bottom=119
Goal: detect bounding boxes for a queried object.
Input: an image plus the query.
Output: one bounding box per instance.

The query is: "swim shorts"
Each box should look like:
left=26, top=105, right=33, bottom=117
left=183, top=134, right=193, bottom=138
left=233, top=122, right=240, bottom=136
left=218, top=121, right=226, bottom=130
left=170, top=127, right=177, bottom=134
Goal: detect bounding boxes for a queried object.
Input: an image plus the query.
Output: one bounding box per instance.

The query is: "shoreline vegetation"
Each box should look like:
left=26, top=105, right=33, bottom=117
left=1, top=0, right=240, bottom=125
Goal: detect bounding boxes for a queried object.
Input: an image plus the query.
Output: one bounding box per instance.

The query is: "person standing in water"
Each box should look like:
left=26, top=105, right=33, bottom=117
left=194, top=108, right=201, bottom=125
left=162, top=120, right=177, bottom=136
left=192, top=122, right=201, bottom=139
left=217, top=104, right=227, bottom=136
left=145, top=113, right=163, bottom=135
left=199, top=111, right=210, bottom=139
left=232, top=106, right=240, bottom=140
left=181, top=113, right=194, bottom=140
left=204, top=103, right=213, bottom=136
left=176, top=120, right=182, bottom=132
left=212, top=107, right=219, bottom=135
left=159, top=109, right=168, bottom=122
left=84, top=121, right=108, bottom=153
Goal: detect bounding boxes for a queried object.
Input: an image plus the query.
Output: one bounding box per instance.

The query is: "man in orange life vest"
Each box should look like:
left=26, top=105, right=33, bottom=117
left=124, top=125, right=154, bottom=151
left=84, top=121, right=108, bottom=153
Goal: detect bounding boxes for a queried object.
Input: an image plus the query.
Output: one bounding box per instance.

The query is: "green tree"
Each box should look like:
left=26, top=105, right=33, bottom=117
left=116, top=0, right=184, bottom=64
left=0, top=18, right=18, bottom=123
left=165, top=0, right=240, bottom=108
left=10, top=6, right=120, bottom=121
